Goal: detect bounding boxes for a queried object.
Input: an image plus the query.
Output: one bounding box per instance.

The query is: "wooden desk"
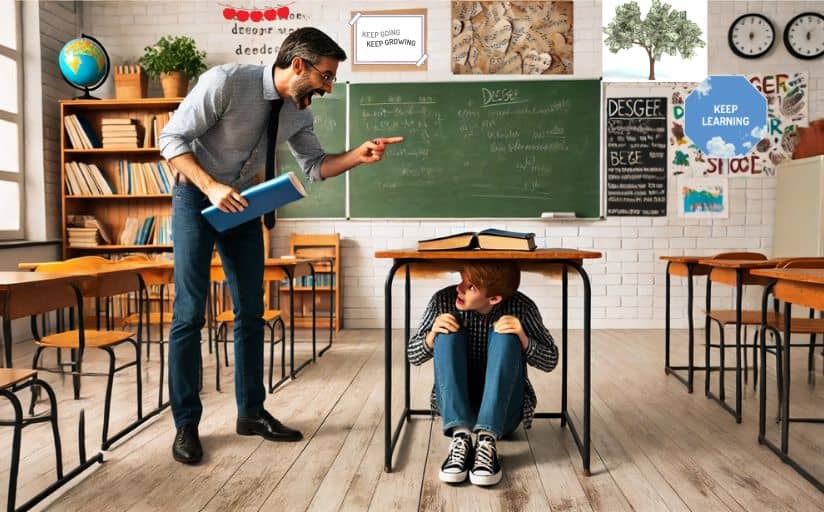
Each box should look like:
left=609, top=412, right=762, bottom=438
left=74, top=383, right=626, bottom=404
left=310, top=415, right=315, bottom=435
left=0, top=271, right=91, bottom=368
left=697, top=258, right=778, bottom=422
left=660, top=256, right=712, bottom=393
left=209, top=257, right=334, bottom=381
left=374, top=248, right=602, bottom=475
left=751, top=268, right=824, bottom=492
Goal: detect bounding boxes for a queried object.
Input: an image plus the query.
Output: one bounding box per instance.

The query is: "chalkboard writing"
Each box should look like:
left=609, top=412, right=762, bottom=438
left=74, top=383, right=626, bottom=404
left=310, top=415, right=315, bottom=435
left=348, top=80, right=601, bottom=218
left=606, top=97, right=667, bottom=216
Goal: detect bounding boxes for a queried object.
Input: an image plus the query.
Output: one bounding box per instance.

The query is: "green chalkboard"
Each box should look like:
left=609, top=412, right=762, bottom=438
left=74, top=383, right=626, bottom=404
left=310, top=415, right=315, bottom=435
left=348, top=80, right=601, bottom=218
left=277, top=84, right=346, bottom=218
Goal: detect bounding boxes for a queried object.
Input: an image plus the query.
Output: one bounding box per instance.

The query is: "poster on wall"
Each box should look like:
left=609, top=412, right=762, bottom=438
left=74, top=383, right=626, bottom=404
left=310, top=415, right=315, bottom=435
left=219, top=2, right=318, bottom=65
left=677, top=176, right=728, bottom=218
left=606, top=97, right=668, bottom=216
left=668, top=72, right=808, bottom=177
left=451, top=1, right=572, bottom=74
left=350, top=9, right=428, bottom=71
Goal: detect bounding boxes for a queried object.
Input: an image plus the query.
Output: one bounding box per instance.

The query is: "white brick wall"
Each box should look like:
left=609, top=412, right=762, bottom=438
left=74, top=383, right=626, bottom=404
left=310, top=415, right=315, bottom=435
left=70, top=0, right=824, bottom=329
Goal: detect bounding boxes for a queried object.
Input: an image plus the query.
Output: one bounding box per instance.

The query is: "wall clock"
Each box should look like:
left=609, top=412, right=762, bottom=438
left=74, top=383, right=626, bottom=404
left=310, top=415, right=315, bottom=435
left=783, top=12, right=824, bottom=59
left=728, top=13, right=775, bottom=58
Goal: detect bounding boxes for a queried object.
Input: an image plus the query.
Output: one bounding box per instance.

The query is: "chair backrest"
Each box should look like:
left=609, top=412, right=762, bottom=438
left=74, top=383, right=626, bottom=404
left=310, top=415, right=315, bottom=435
left=780, top=258, right=824, bottom=269
left=710, top=251, right=767, bottom=261
left=34, top=260, right=143, bottom=298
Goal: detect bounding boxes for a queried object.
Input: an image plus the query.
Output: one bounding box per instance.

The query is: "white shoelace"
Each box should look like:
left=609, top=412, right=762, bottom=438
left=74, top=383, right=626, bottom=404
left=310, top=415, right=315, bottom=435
left=474, top=437, right=497, bottom=471
left=446, top=435, right=470, bottom=468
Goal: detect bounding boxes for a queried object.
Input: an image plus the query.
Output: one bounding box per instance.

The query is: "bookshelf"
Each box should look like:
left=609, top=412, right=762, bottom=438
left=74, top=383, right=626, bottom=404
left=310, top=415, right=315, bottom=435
left=60, top=98, right=181, bottom=259
left=279, top=233, right=341, bottom=331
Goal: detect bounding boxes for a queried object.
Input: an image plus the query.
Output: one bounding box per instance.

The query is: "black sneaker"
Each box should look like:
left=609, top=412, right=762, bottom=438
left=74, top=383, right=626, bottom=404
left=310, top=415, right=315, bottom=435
left=439, top=432, right=473, bottom=483
left=470, top=434, right=502, bottom=486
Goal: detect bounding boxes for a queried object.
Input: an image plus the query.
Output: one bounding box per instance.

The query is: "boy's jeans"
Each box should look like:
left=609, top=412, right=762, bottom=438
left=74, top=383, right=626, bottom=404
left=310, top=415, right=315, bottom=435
left=433, top=330, right=524, bottom=438
left=168, top=182, right=266, bottom=428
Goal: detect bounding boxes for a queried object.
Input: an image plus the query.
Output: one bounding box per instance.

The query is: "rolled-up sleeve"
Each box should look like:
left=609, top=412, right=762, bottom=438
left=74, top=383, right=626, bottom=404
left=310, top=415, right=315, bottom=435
left=287, top=122, right=327, bottom=182
left=159, top=67, right=228, bottom=162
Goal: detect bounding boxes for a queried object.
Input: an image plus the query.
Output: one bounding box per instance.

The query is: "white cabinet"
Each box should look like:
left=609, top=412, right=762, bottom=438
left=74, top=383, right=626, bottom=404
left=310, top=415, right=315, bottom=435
left=774, top=155, right=824, bottom=257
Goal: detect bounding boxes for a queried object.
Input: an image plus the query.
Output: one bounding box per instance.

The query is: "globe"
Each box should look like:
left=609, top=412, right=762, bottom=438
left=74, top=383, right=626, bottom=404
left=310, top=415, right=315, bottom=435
left=58, top=34, right=110, bottom=99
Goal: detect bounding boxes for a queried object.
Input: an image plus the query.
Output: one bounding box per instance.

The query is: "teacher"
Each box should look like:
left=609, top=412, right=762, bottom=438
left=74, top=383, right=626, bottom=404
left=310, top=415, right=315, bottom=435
left=159, top=27, right=402, bottom=465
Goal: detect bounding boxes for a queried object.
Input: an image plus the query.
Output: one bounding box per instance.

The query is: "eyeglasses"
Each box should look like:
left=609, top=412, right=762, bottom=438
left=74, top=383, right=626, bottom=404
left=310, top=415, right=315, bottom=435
left=303, top=59, right=336, bottom=84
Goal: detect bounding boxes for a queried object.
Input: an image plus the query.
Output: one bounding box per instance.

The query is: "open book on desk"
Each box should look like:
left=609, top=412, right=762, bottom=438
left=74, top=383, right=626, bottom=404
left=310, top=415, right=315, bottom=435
left=202, top=172, right=306, bottom=232
left=417, top=229, right=536, bottom=251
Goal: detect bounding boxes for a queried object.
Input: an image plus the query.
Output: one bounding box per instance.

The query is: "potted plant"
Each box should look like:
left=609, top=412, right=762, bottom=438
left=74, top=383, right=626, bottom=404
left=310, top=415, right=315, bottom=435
left=139, top=36, right=206, bottom=98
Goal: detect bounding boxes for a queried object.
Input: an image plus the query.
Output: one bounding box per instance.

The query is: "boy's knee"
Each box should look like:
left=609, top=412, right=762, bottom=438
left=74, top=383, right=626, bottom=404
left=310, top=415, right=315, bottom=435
left=435, top=331, right=463, bottom=343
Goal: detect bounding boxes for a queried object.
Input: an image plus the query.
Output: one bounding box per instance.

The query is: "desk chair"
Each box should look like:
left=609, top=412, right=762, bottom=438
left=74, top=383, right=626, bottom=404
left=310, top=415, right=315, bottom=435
left=1, top=368, right=102, bottom=512
left=30, top=259, right=147, bottom=449
left=118, top=254, right=173, bottom=362
left=209, top=264, right=287, bottom=394
left=705, top=252, right=771, bottom=402
left=759, top=259, right=824, bottom=420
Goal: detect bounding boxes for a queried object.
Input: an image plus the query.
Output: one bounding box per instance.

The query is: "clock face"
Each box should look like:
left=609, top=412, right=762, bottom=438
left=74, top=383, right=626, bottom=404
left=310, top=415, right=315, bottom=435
left=728, top=13, right=776, bottom=58
left=784, top=12, right=824, bottom=59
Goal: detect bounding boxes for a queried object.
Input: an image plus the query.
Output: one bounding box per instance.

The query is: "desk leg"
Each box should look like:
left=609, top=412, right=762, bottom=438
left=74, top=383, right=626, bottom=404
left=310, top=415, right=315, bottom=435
left=312, top=265, right=317, bottom=363
left=2, top=314, right=11, bottom=368
left=561, top=266, right=568, bottom=428
left=705, top=279, right=712, bottom=397
left=665, top=262, right=671, bottom=377
left=563, top=261, right=591, bottom=476
left=781, top=303, right=792, bottom=454
left=384, top=260, right=404, bottom=472
left=686, top=265, right=695, bottom=393
left=319, top=259, right=334, bottom=357
left=758, top=282, right=775, bottom=442
left=404, top=265, right=411, bottom=414
left=735, top=270, right=743, bottom=423
left=288, top=269, right=296, bottom=379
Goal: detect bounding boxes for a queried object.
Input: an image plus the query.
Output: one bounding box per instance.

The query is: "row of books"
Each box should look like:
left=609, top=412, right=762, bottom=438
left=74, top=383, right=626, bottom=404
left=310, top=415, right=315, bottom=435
left=281, top=273, right=337, bottom=288
left=64, top=114, right=100, bottom=149
left=119, top=215, right=172, bottom=246
left=65, top=162, right=115, bottom=196
left=118, top=160, right=176, bottom=195
left=63, top=111, right=175, bottom=150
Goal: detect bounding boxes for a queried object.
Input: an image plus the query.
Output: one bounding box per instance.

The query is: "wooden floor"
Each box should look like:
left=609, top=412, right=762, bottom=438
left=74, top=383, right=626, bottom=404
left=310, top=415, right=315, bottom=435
left=1, top=327, right=823, bottom=511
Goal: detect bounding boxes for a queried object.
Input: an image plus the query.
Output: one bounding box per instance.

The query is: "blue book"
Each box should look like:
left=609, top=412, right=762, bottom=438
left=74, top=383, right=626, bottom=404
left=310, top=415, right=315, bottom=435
left=201, top=172, right=307, bottom=232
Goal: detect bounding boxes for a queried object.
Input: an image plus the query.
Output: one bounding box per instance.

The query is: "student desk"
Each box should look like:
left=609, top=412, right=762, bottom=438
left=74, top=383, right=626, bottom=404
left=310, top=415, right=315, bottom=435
left=210, top=257, right=334, bottom=379
left=751, top=268, right=824, bottom=492
left=698, top=258, right=777, bottom=422
left=660, top=256, right=712, bottom=393
left=374, top=248, right=602, bottom=475
left=0, top=271, right=93, bottom=368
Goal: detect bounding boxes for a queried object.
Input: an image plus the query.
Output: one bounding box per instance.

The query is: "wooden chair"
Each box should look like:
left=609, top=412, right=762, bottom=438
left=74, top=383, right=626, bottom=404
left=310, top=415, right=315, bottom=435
left=118, top=254, right=173, bottom=362
left=30, top=259, right=148, bottom=449
left=209, top=262, right=287, bottom=394
left=705, top=251, right=772, bottom=393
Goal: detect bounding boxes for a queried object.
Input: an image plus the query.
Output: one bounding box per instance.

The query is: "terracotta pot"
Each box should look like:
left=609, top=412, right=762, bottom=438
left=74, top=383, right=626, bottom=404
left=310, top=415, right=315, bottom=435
left=159, top=71, right=188, bottom=98
left=793, top=119, right=824, bottom=160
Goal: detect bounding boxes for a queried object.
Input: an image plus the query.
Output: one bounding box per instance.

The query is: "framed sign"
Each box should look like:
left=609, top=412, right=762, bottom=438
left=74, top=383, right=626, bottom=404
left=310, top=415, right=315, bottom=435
left=350, top=9, right=428, bottom=71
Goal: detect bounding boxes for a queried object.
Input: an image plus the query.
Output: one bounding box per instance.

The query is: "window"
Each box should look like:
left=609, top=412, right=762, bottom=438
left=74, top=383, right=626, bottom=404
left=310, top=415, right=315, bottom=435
left=0, top=0, right=23, bottom=239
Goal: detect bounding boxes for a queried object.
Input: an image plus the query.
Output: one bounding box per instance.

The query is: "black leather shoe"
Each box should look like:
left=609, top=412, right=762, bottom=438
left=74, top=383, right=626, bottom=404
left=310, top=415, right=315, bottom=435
left=172, top=424, right=203, bottom=465
left=236, top=409, right=303, bottom=442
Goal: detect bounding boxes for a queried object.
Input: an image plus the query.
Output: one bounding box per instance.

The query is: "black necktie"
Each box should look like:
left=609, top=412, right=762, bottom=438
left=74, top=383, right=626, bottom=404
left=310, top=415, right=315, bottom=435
left=264, top=98, right=284, bottom=230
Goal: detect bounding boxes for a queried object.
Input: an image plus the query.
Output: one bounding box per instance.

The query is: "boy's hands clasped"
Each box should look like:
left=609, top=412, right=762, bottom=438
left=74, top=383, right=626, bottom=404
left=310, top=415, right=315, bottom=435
left=426, top=313, right=459, bottom=349
left=494, top=315, right=528, bottom=352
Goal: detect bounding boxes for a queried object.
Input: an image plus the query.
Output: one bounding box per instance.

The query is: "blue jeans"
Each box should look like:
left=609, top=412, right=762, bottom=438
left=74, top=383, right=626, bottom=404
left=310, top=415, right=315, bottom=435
left=434, top=330, right=525, bottom=438
left=168, top=183, right=265, bottom=428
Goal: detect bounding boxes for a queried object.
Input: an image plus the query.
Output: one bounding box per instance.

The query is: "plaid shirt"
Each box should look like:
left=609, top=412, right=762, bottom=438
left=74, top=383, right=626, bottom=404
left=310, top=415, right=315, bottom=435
left=407, top=286, right=558, bottom=429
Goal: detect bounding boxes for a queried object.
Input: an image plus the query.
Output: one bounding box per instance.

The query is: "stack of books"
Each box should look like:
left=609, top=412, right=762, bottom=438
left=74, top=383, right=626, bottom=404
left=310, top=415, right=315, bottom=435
left=101, top=118, right=139, bottom=148
left=66, top=214, right=112, bottom=247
